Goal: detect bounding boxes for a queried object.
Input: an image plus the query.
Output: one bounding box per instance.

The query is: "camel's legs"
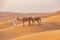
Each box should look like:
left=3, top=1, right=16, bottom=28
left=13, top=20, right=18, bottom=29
left=32, top=20, right=35, bottom=25
left=39, top=18, right=41, bottom=23
left=37, top=20, right=40, bottom=25
left=38, top=19, right=42, bottom=25
left=23, top=21, right=25, bottom=27
left=28, top=21, right=31, bottom=26
left=39, top=19, right=41, bottom=23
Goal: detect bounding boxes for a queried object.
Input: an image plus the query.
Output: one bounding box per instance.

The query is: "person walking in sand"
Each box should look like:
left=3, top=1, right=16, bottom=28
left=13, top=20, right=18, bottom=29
left=13, top=18, right=17, bottom=27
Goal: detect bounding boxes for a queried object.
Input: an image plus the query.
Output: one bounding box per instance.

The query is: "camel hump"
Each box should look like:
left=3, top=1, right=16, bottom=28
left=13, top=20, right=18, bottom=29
left=37, top=17, right=41, bottom=19
left=16, top=18, right=20, bottom=20
left=22, top=17, right=28, bottom=21
left=16, top=18, right=21, bottom=21
left=27, top=17, right=32, bottom=20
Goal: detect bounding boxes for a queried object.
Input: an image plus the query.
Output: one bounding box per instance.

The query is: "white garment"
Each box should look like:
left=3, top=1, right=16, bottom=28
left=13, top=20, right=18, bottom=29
left=13, top=19, right=16, bottom=26
left=13, top=21, right=16, bottom=26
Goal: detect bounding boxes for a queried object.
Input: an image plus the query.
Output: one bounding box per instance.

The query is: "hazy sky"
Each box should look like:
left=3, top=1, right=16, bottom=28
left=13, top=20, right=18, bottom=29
left=0, top=0, right=60, bottom=13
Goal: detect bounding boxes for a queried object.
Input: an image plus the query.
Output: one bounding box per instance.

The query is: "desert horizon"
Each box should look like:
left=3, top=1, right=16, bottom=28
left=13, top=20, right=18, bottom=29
left=0, top=0, right=60, bottom=40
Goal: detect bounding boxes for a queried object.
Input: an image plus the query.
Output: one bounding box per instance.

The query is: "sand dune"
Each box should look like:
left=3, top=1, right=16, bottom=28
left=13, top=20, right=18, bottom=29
left=0, top=19, right=13, bottom=24
left=42, top=14, right=60, bottom=30
left=54, top=10, right=60, bottom=14
left=0, top=12, right=52, bottom=29
left=0, top=16, right=60, bottom=40
left=10, top=30, right=60, bottom=40
left=0, top=19, right=14, bottom=29
left=0, top=22, right=48, bottom=40
left=0, top=12, right=60, bottom=40
left=45, top=15, right=60, bottom=22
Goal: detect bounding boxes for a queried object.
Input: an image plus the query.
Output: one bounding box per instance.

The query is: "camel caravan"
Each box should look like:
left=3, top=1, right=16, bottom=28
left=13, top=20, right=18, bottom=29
left=13, top=17, right=41, bottom=27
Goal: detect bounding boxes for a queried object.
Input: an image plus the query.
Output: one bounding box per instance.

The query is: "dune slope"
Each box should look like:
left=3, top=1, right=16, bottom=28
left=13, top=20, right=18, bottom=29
left=0, top=22, right=48, bottom=40
left=0, top=19, right=14, bottom=29
left=10, top=30, right=60, bottom=40
left=45, top=15, right=60, bottom=22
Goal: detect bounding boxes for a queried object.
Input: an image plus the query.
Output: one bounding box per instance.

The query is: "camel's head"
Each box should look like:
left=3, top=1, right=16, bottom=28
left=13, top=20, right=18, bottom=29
left=16, top=18, right=21, bottom=21
left=16, top=18, right=19, bottom=19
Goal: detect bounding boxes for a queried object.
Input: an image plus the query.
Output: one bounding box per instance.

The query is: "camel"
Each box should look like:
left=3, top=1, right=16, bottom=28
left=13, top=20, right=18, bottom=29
left=27, top=17, right=33, bottom=26
left=16, top=17, right=41, bottom=26
left=21, top=17, right=28, bottom=26
left=31, top=17, right=41, bottom=25
left=16, top=17, right=32, bottom=26
left=16, top=17, right=27, bottom=26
